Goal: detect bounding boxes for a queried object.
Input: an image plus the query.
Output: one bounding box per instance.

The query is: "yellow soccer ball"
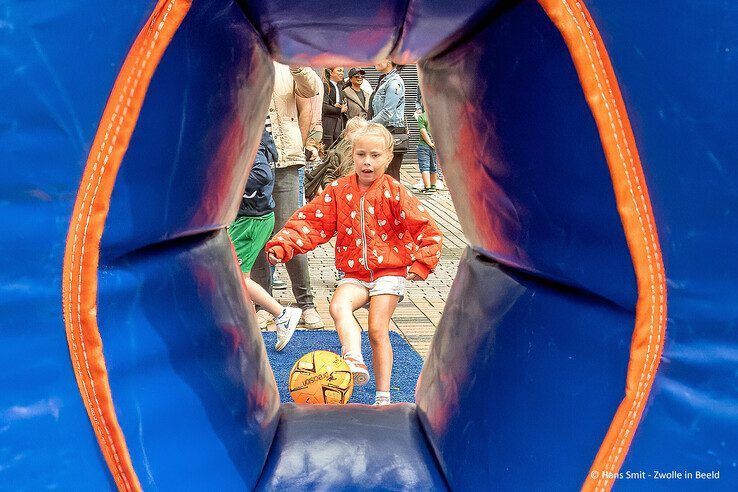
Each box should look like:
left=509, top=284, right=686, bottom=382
left=288, top=350, right=354, bottom=404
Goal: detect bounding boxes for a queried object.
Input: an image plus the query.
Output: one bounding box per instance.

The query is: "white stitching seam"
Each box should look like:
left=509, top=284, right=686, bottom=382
left=557, top=1, right=665, bottom=491
left=65, top=1, right=177, bottom=490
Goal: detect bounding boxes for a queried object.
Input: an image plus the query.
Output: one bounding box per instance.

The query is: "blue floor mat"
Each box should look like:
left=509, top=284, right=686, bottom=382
left=263, top=330, right=423, bottom=404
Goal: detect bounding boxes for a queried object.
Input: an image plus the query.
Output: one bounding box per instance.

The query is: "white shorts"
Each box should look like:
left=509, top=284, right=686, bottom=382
left=337, top=275, right=406, bottom=301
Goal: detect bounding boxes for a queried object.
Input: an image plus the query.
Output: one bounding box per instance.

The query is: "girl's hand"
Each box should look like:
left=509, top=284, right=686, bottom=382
left=406, top=272, right=422, bottom=281
left=267, top=251, right=281, bottom=265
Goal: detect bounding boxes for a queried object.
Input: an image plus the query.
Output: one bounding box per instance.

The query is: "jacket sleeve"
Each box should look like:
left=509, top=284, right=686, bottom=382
left=370, top=79, right=403, bottom=126
left=290, top=66, right=321, bottom=98
left=266, top=185, right=338, bottom=262
left=393, top=184, right=443, bottom=279
left=244, top=157, right=272, bottom=195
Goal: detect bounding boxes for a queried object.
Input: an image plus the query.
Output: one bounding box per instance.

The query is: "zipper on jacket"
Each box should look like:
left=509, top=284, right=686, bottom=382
left=359, top=196, right=373, bottom=281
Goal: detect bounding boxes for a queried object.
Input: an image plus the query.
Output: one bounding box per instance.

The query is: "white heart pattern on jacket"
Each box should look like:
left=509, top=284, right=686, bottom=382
left=381, top=234, right=387, bottom=241
left=298, top=212, right=306, bottom=220
left=346, top=228, right=352, bottom=235
left=324, top=194, right=332, bottom=202
left=394, top=219, right=400, bottom=225
left=331, top=181, right=338, bottom=186
left=348, top=259, right=354, bottom=268
left=395, top=194, right=400, bottom=201
left=346, top=193, right=353, bottom=201
left=320, top=230, right=327, bottom=238
left=405, top=243, right=413, bottom=250
left=296, top=239, right=304, bottom=247
left=351, top=211, right=356, bottom=219
left=377, top=255, right=384, bottom=264
left=400, top=211, right=406, bottom=219
left=398, top=232, right=404, bottom=239
left=315, top=209, right=324, bottom=218
left=302, top=226, right=310, bottom=233
left=355, top=238, right=361, bottom=246
left=378, top=219, right=386, bottom=226
left=384, top=190, right=391, bottom=198
left=368, top=206, right=375, bottom=214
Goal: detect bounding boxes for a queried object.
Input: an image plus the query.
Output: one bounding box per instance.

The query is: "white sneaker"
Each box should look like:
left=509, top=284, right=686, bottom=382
left=256, top=309, right=273, bottom=330
left=435, top=180, right=445, bottom=190
left=343, top=354, right=370, bottom=386
left=373, top=397, right=391, bottom=406
left=274, top=307, right=302, bottom=351
left=301, top=307, right=324, bottom=329
left=411, top=180, right=423, bottom=191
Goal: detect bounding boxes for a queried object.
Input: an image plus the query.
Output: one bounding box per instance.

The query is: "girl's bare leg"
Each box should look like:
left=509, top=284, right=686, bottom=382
left=243, top=272, right=282, bottom=317
left=367, top=294, right=400, bottom=392
left=329, top=283, right=370, bottom=356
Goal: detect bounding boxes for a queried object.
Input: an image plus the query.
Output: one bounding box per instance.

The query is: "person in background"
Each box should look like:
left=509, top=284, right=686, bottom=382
left=304, top=116, right=369, bottom=200
left=251, top=62, right=325, bottom=330
left=298, top=74, right=324, bottom=206
left=411, top=85, right=444, bottom=191
left=414, top=109, right=439, bottom=195
left=343, top=68, right=371, bottom=119
left=322, top=67, right=347, bottom=148
left=228, top=130, right=301, bottom=351
left=368, top=59, right=406, bottom=182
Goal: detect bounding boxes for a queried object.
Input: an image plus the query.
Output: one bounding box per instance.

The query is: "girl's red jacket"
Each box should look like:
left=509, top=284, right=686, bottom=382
left=266, top=174, right=443, bottom=281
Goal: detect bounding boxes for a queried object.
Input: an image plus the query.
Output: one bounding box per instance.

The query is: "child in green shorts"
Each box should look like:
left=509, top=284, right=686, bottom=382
left=229, top=130, right=301, bottom=351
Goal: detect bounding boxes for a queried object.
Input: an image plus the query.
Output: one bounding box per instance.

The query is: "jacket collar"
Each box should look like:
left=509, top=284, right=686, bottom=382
left=343, top=86, right=369, bottom=109
left=350, top=173, right=390, bottom=194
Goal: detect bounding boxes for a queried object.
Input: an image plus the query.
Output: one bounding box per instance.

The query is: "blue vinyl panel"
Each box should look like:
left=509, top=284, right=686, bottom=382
left=0, top=2, right=158, bottom=488
left=416, top=248, right=632, bottom=490
left=236, top=0, right=406, bottom=63
left=420, top=0, right=636, bottom=309
left=394, top=0, right=511, bottom=61
left=580, top=2, right=738, bottom=485
left=99, top=230, right=279, bottom=490
left=257, top=403, right=448, bottom=491
left=101, top=0, right=274, bottom=260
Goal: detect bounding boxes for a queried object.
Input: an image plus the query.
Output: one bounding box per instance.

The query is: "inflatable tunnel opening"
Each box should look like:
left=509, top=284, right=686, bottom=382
left=6, top=0, right=738, bottom=490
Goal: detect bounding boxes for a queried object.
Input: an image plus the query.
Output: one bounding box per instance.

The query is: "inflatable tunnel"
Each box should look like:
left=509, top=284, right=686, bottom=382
left=2, top=0, right=737, bottom=489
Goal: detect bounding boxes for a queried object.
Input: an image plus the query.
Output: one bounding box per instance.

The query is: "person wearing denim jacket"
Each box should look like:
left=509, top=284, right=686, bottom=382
left=369, top=59, right=406, bottom=181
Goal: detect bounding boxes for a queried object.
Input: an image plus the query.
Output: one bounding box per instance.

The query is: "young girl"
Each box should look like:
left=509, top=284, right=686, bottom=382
left=266, top=123, right=443, bottom=405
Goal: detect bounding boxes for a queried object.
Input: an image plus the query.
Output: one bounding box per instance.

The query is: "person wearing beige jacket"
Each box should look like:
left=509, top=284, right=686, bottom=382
left=253, top=62, right=325, bottom=329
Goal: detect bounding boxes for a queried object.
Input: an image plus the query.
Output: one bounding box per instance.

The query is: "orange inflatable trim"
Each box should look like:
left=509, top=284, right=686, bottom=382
left=536, top=1, right=668, bottom=491
left=61, top=1, right=191, bottom=490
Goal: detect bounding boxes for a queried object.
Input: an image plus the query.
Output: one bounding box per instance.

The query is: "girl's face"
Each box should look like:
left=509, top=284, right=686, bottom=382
left=353, top=135, right=391, bottom=188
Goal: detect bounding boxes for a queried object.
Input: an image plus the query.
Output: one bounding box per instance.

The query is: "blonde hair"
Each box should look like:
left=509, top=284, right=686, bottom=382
left=350, top=122, right=394, bottom=154
left=343, top=116, right=368, bottom=138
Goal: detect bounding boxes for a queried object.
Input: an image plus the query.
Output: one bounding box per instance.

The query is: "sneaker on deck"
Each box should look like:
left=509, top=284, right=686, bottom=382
left=301, top=307, right=324, bottom=329
left=343, top=354, right=370, bottom=386
left=373, top=397, right=391, bottom=406
left=435, top=180, right=445, bottom=190
left=274, top=307, right=302, bottom=351
left=411, top=180, right=423, bottom=191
